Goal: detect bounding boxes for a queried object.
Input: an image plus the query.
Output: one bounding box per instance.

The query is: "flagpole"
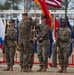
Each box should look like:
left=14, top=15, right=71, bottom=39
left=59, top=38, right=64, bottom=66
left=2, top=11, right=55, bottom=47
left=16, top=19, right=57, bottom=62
left=65, top=0, right=68, bottom=18
left=34, top=2, right=37, bottom=18
left=24, top=0, right=27, bottom=13
left=33, top=1, right=37, bottom=37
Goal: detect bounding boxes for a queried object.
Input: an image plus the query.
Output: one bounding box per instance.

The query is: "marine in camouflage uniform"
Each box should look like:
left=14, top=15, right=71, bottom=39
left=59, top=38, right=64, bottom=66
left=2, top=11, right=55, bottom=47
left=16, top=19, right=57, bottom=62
left=18, top=13, right=31, bottom=72
left=34, top=15, right=50, bottom=72
left=3, top=19, right=17, bottom=71
left=27, top=17, right=35, bottom=72
left=57, top=18, right=71, bottom=73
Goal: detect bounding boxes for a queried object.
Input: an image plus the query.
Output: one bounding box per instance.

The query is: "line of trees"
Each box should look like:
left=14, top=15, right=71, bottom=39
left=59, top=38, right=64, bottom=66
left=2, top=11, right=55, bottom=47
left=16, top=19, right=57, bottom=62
left=0, top=0, right=74, bottom=10
left=0, top=0, right=22, bottom=10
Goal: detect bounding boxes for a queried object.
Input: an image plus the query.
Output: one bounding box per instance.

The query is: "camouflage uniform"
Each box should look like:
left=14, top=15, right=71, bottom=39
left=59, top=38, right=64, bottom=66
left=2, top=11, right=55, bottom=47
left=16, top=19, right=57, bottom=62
left=18, top=19, right=31, bottom=71
left=37, top=23, right=50, bottom=71
left=5, top=27, right=17, bottom=69
left=58, top=26, right=71, bottom=72
left=28, top=41, right=34, bottom=70
left=27, top=18, right=35, bottom=71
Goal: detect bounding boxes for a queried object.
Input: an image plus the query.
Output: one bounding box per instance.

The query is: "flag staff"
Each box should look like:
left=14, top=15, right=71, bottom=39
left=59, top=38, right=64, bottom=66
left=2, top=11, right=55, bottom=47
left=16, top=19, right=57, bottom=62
left=65, top=0, right=68, bottom=18
left=33, top=1, right=37, bottom=37
left=24, top=0, right=27, bottom=13
left=34, top=2, right=37, bottom=18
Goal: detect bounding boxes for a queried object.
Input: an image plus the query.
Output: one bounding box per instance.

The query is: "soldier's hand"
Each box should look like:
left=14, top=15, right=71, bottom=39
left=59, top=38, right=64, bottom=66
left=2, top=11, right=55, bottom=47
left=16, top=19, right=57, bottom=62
left=5, top=34, right=7, bottom=36
left=33, top=37, right=37, bottom=41
left=15, top=41, right=17, bottom=45
left=39, top=38, right=43, bottom=40
left=32, top=29, right=35, bottom=32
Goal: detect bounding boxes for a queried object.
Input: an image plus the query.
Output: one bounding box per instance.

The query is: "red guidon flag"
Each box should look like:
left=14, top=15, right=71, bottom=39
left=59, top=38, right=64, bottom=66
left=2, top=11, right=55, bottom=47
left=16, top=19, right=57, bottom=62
left=54, top=17, right=60, bottom=39
left=46, top=0, right=62, bottom=8
left=33, top=0, right=52, bottom=27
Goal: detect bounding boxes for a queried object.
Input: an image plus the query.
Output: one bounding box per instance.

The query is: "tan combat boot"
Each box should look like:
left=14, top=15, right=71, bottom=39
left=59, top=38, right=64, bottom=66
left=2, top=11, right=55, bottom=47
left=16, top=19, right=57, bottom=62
left=23, top=67, right=27, bottom=72
left=37, top=66, right=43, bottom=72
left=20, top=66, right=23, bottom=72
left=63, top=67, right=67, bottom=73
left=41, top=66, right=46, bottom=72
left=10, top=65, right=13, bottom=71
left=27, top=67, right=32, bottom=72
left=57, top=67, right=64, bottom=73
left=3, top=65, right=10, bottom=71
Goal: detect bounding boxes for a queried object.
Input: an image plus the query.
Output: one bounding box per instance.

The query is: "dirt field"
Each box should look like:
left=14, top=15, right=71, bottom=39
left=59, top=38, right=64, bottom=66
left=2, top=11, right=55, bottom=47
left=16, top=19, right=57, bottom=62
left=0, top=48, right=74, bottom=75
left=0, top=64, right=74, bottom=75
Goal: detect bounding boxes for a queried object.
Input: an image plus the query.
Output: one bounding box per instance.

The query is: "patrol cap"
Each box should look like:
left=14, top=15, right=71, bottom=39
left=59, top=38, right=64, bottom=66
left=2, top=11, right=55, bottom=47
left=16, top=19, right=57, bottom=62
left=22, top=13, right=28, bottom=16
left=41, top=15, right=47, bottom=20
left=9, top=19, right=15, bottom=23
left=62, top=18, right=67, bottom=23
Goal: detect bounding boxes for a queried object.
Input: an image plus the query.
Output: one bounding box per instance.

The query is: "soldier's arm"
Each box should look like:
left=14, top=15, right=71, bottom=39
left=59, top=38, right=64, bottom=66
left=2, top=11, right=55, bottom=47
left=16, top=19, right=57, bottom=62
left=8, top=29, right=17, bottom=40
left=60, top=29, right=71, bottom=41
left=37, top=25, right=50, bottom=40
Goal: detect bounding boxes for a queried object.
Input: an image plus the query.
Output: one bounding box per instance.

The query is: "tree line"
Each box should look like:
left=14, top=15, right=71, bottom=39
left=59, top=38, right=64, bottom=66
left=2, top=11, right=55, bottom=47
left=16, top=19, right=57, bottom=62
left=0, top=0, right=74, bottom=10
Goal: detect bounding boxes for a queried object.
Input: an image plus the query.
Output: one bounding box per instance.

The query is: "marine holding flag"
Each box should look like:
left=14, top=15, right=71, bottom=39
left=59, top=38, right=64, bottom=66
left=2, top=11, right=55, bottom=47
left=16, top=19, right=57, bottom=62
left=18, top=13, right=32, bottom=72
left=33, top=15, right=50, bottom=72
left=57, top=18, right=71, bottom=73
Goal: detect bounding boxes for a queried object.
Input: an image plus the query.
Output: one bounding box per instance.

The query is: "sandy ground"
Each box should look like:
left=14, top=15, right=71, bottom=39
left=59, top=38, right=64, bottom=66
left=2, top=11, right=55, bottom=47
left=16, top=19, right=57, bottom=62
left=0, top=64, right=74, bottom=75
left=0, top=48, right=74, bottom=75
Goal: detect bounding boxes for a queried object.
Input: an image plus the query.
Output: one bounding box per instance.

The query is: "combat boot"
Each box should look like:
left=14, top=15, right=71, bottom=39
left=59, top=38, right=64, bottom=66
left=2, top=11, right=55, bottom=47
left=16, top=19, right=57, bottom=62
left=23, top=67, right=27, bottom=72
left=37, top=66, right=43, bottom=72
left=63, top=67, right=67, bottom=73
left=10, top=65, right=13, bottom=71
left=3, top=65, right=10, bottom=71
left=41, top=66, right=46, bottom=72
left=27, top=67, right=32, bottom=72
left=20, top=66, right=23, bottom=72
left=57, top=67, right=63, bottom=73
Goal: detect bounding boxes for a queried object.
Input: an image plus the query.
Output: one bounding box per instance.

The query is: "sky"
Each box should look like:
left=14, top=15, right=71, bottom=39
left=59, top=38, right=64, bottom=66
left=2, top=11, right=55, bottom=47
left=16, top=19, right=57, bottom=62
left=0, top=0, right=74, bottom=26
left=0, top=0, right=5, bottom=4
left=0, top=0, right=74, bottom=10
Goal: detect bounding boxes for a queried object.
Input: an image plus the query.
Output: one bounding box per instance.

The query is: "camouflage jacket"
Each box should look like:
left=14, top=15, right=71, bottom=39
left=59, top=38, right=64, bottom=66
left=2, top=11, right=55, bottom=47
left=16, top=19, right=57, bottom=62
left=7, top=27, right=17, bottom=47
left=18, top=19, right=31, bottom=42
left=58, top=27, right=71, bottom=47
left=37, top=23, right=50, bottom=45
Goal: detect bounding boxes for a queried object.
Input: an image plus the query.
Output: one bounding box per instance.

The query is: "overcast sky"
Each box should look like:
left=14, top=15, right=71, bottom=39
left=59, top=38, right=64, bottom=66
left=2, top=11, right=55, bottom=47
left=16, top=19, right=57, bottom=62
left=1, top=0, right=74, bottom=10
left=0, top=0, right=5, bottom=4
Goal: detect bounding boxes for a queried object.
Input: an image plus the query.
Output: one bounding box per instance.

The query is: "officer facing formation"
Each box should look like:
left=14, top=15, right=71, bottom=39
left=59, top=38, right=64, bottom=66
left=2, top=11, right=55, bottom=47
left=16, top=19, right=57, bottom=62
left=33, top=15, right=50, bottom=72
left=3, top=19, right=17, bottom=71
left=18, top=13, right=32, bottom=72
left=27, top=17, right=35, bottom=72
left=57, top=18, right=71, bottom=73
left=18, top=13, right=28, bottom=72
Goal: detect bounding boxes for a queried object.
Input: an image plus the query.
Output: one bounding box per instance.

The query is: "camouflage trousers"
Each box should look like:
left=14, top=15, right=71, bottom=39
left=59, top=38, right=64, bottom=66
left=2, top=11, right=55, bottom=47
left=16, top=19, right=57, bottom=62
left=58, top=46, right=70, bottom=68
left=37, top=45, right=49, bottom=66
left=19, top=50, right=30, bottom=68
left=5, top=46, right=15, bottom=66
left=19, top=41, right=31, bottom=68
left=28, top=41, right=34, bottom=68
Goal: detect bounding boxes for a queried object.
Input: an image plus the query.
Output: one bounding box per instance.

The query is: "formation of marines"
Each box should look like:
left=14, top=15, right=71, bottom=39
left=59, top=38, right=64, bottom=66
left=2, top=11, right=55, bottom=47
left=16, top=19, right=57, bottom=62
left=2, top=13, right=72, bottom=73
